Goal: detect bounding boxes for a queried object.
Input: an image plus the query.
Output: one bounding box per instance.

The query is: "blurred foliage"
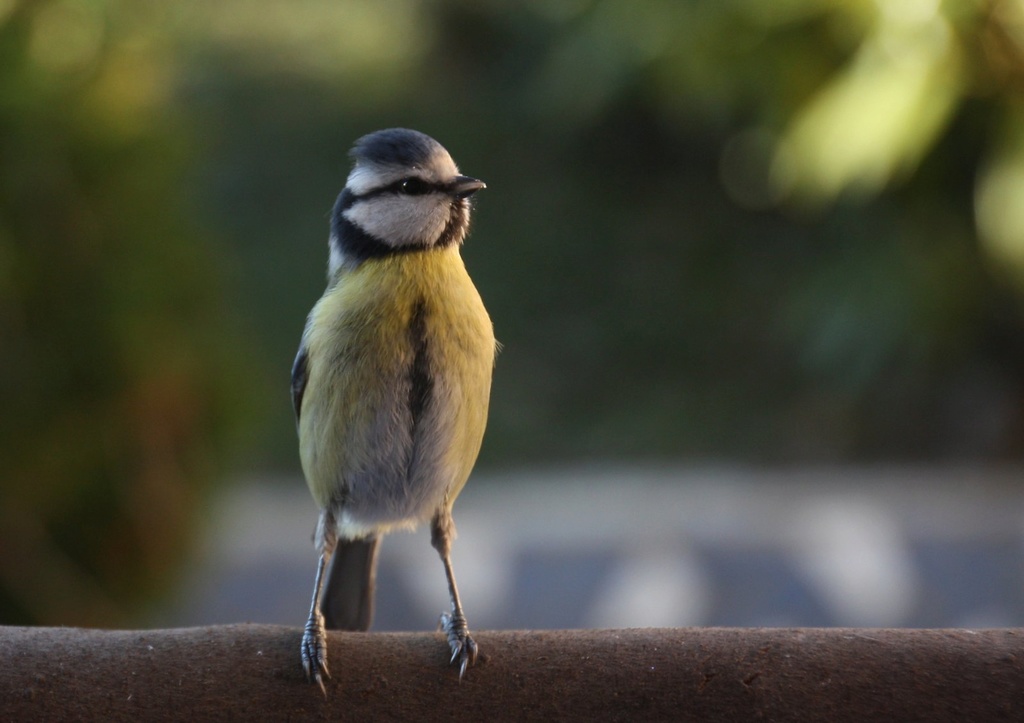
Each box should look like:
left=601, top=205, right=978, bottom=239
left=176, top=0, right=1024, bottom=466
left=0, top=0, right=249, bottom=625
left=5, top=0, right=1024, bottom=624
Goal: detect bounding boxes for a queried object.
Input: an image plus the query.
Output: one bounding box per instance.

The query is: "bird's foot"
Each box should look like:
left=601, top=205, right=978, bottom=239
left=439, top=611, right=478, bottom=680
left=301, top=613, right=330, bottom=694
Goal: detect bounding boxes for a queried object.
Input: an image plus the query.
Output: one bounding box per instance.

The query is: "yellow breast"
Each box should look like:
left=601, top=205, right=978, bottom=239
left=298, top=247, right=495, bottom=531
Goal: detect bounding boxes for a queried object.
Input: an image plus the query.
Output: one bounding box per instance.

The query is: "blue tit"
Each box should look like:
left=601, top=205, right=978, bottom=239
left=291, top=128, right=495, bottom=691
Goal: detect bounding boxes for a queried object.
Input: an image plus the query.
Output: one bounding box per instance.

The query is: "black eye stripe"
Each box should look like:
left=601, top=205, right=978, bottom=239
left=399, top=177, right=432, bottom=195
left=354, top=177, right=443, bottom=201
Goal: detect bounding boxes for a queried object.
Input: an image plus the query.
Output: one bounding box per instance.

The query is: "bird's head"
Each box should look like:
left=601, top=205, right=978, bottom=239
left=329, top=128, right=485, bottom=272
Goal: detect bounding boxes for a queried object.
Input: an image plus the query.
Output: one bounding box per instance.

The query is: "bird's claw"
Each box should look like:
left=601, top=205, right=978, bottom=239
left=440, top=611, right=478, bottom=680
left=301, top=615, right=330, bottom=694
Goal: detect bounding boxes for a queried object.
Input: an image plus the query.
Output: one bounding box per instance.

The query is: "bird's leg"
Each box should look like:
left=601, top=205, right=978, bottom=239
left=301, top=511, right=336, bottom=694
left=431, top=512, right=478, bottom=679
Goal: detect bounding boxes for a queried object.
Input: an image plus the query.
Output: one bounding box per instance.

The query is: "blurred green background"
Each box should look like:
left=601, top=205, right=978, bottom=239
left=3, top=0, right=1024, bottom=625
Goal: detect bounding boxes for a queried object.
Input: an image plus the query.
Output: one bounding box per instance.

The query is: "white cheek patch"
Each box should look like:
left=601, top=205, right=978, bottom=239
left=344, top=195, right=450, bottom=247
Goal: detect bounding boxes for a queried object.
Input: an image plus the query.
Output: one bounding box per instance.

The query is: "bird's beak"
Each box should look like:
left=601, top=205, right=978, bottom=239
left=450, top=175, right=486, bottom=199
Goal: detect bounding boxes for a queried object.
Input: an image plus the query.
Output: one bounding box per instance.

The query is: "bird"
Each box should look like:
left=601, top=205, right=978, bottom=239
left=291, top=128, right=496, bottom=692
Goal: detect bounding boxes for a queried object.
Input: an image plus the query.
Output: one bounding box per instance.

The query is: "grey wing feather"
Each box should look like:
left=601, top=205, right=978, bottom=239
left=291, top=344, right=309, bottom=423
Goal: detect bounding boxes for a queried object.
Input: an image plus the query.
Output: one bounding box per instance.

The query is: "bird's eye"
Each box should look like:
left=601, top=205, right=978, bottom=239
left=399, top=178, right=431, bottom=196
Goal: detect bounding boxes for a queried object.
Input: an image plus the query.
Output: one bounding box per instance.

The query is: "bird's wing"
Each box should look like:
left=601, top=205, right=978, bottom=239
left=291, top=344, right=309, bottom=424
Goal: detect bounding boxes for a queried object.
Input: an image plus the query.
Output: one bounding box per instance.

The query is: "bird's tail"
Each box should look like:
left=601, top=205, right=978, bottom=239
left=321, top=536, right=380, bottom=631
